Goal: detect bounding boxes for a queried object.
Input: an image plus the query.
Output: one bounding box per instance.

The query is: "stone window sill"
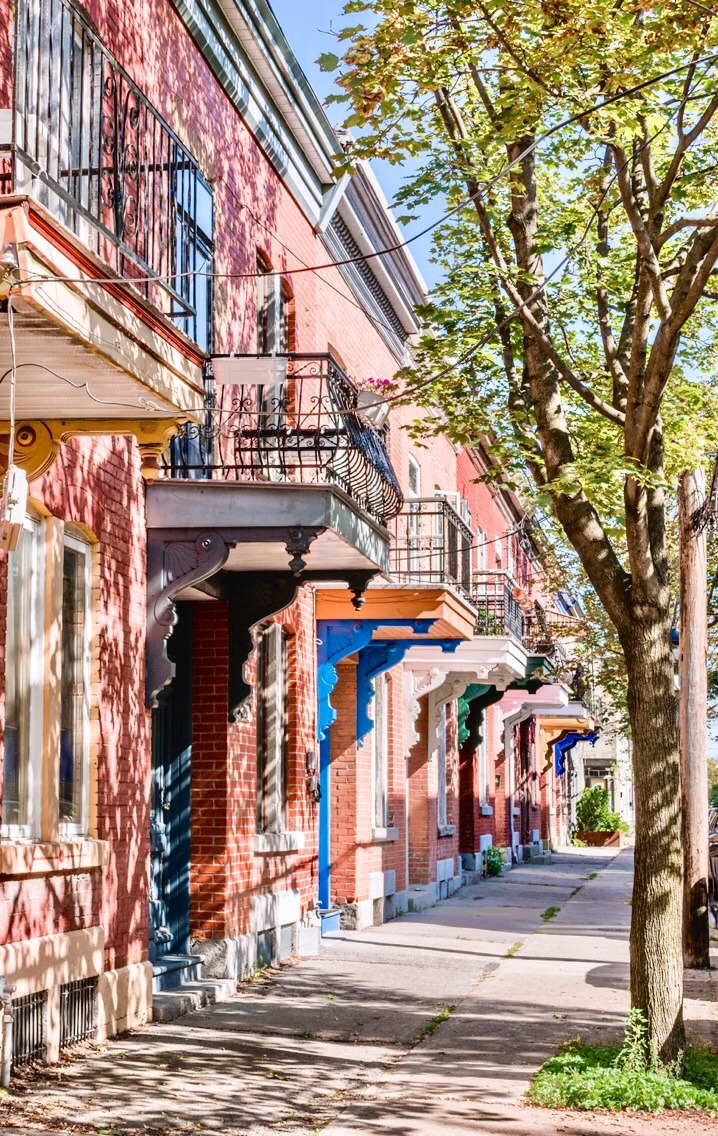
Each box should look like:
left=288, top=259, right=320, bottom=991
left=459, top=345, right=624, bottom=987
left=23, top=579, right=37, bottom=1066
left=372, top=826, right=399, bottom=843
left=254, top=831, right=305, bottom=855
left=0, top=838, right=109, bottom=877
left=479, top=804, right=494, bottom=816
left=437, top=824, right=456, bottom=838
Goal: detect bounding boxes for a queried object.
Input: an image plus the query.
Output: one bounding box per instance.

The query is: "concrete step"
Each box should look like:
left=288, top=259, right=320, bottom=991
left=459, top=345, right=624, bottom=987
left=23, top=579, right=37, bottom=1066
left=152, top=978, right=237, bottom=1023
left=408, top=886, right=437, bottom=913
left=151, top=953, right=204, bottom=992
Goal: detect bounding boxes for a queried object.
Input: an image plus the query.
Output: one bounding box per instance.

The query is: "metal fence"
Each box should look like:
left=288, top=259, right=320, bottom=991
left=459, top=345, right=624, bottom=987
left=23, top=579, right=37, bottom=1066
left=472, top=570, right=525, bottom=639
left=165, top=354, right=404, bottom=528
left=4, top=0, right=213, bottom=346
left=390, top=497, right=473, bottom=599
left=59, top=977, right=98, bottom=1049
left=11, top=990, right=47, bottom=1068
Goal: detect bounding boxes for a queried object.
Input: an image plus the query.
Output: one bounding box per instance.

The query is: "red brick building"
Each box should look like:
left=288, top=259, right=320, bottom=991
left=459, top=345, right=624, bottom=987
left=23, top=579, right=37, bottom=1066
left=0, top=0, right=596, bottom=1065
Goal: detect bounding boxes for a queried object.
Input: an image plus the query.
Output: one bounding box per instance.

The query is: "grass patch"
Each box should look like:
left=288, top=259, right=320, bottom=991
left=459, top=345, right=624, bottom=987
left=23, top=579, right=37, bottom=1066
left=505, top=940, right=523, bottom=957
left=569, top=886, right=582, bottom=897
left=299, top=1030, right=315, bottom=1040
left=528, top=1012, right=718, bottom=1114
left=540, top=906, right=561, bottom=921
left=412, top=1004, right=455, bottom=1046
left=584, top=871, right=598, bottom=880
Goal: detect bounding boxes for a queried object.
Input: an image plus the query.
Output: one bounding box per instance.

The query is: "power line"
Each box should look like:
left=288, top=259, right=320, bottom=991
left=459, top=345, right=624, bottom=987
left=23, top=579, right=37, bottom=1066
left=16, top=47, right=718, bottom=296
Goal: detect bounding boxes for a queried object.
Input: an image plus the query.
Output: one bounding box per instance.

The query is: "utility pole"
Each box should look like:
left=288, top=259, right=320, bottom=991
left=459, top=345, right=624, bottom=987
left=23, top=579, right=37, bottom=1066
left=678, top=467, right=711, bottom=969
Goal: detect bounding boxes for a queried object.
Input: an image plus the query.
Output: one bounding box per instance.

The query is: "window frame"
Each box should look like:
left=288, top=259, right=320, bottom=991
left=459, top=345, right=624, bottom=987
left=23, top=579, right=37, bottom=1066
left=256, top=622, right=288, bottom=835
left=1, top=514, right=45, bottom=841
left=437, top=703, right=448, bottom=830
left=372, top=672, right=389, bottom=830
left=58, top=529, right=93, bottom=838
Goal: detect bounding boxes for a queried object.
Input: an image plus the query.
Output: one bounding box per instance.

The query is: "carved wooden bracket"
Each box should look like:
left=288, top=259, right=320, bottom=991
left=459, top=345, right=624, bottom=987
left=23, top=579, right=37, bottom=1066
left=146, top=530, right=230, bottom=708
left=227, top=573, right=302, bottom=722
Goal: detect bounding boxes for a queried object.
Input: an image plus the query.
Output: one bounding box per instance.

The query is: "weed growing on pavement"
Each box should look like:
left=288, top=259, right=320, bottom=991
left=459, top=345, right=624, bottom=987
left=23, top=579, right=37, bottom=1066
left=528, top=1011, right=718, bottom=1114
left=570, top=886, right=582, bottom=897
left=540, top=906, right=560, bottom=921
left=505, top=941, right=523, bottom=957
left=412, top=1004, right=455, bottom=1046
left=584, top=872, right=598, bottom=880
left=299, top=1030, right=315, bottom=1040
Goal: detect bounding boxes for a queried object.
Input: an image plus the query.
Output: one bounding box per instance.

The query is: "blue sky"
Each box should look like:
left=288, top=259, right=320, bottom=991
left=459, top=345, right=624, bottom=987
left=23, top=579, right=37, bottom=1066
left=268, top=0, right=442, bottom=289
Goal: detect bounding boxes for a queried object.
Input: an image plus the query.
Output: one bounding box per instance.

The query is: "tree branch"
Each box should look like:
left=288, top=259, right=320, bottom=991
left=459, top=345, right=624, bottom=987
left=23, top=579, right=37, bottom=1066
left=611, top=142, right=673, bottom=321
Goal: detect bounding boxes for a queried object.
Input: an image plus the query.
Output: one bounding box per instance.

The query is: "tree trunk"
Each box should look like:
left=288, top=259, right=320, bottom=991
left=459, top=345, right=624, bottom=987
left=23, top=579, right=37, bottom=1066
left=623, top=613, right=686, bottom=1065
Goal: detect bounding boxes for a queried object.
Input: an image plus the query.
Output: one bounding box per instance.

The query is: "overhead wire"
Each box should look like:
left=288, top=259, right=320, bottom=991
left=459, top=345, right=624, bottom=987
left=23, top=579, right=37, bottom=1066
left=14, top=46, right=718, bottom=295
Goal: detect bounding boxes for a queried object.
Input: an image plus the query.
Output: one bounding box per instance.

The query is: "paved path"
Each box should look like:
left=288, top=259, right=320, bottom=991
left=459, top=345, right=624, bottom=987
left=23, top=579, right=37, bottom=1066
left=2, top=848, right=716, bottom=1136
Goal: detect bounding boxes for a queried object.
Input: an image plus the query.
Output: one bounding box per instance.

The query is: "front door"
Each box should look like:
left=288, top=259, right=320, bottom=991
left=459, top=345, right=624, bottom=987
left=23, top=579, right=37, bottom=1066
left=149, top=605, right=193, bottom=958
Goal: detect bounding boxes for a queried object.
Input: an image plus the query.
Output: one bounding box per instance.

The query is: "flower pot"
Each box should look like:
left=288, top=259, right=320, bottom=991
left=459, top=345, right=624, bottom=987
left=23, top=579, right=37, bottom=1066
left=575, top=830, right=623, bottom=847
left=356, top=390, right=390, bottom=428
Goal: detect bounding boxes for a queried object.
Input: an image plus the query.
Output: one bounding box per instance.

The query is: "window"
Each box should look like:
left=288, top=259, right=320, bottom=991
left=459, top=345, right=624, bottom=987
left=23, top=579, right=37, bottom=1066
left=478, top=728, right=489, bottom=806
left=437, top=704, right=448, bottom=830
left=59, top=532, right=92, bottom=834
left=257, top=259, right=290, bottom=355
left=2, top=516, right=95, bottom=842
left=2, top=516, right=44, bottom=837
left=408, top=456, right=421, bottom=498
left=372, top=674, right=389, bottom=829
left=256, top=623, right=288, bottom=834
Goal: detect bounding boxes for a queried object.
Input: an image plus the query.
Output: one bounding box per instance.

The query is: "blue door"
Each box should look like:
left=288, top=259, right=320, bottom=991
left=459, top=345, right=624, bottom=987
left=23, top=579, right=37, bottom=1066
left=149, top=605, right=193, bottom=958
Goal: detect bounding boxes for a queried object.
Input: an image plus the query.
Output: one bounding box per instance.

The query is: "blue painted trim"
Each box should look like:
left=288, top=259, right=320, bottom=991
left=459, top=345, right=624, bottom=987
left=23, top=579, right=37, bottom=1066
left=555, top=730, right=599, bottom=776
left=318, top=729, right=332, bottom=910
left=355, top=638, right=461, bottom=747
left=316, top=618, right=436, bottom=742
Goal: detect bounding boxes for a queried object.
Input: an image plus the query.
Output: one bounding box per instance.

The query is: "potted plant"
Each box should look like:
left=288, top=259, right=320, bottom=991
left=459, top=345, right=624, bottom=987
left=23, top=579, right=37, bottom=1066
left=574, top=785, right=629, bottom=847
left=355, top=376, right=398, bottom=427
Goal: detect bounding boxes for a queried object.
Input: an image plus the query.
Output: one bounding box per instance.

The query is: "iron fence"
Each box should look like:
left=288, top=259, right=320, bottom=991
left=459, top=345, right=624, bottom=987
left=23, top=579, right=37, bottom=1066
left=59, top=977, right=98, bottom=1049
left=472, top=570, right=525, bottom=639
left=390, top=497, right=473, bottom=598
left=4, top=0, right=213, bottom=348
left=11, top=990, right=47, bottom=1068
left=165, top=354, right=404, bottom=528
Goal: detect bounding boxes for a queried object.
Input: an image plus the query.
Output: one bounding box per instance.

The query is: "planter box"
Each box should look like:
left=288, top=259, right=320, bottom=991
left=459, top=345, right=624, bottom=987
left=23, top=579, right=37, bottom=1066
left=576, top=830, right=624, bottom=847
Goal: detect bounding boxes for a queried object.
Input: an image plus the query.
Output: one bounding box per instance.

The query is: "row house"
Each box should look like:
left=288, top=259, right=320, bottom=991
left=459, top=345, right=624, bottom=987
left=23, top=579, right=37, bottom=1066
left=0, top=0, right=598, bottom=1066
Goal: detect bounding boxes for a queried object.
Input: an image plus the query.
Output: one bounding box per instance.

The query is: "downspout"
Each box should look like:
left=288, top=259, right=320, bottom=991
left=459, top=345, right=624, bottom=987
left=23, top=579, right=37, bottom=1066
left=0, top=977, right=15, bottom=1089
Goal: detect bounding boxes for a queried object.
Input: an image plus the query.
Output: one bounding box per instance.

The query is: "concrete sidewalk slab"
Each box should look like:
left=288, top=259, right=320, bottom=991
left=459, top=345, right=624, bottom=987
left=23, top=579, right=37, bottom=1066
left=2, top=848, right=715, bottom=1136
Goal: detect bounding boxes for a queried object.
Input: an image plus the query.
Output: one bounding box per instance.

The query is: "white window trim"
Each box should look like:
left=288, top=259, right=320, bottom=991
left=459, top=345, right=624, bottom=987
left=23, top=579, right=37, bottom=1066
left=437, top=703, right=448, bottom=831
left=58, top=530, right=93, bottom=838
left=1, top=514, right=45, bottom=841
left=372, top=673, right=389, bottom=830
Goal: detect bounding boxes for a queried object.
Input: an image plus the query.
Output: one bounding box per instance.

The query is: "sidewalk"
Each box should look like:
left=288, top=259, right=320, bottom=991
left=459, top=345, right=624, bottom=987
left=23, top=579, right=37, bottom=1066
left=2, top=849, right=716, bottom=1136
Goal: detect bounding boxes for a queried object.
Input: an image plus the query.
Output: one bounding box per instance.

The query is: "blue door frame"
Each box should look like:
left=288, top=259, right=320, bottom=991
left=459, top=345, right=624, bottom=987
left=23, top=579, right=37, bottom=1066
left=149, top=605, right=193, bottom=958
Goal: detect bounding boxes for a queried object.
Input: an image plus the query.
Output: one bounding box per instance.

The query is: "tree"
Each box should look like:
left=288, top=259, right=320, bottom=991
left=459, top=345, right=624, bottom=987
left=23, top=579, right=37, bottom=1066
left=323, top=0, right=718, bottom=1062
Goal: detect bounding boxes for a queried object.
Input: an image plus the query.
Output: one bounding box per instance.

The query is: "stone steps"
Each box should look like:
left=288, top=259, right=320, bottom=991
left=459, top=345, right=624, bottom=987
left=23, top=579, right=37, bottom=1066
left=151, top=978, right=237, bottom=1023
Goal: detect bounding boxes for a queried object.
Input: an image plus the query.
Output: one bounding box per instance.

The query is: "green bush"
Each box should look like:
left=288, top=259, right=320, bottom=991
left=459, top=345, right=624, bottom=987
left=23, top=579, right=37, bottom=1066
left=575, top=786, right=629, bottom=833
left=485, top=845, right=505, bottom=876
left=527, top=1010, right=718, bottom=1114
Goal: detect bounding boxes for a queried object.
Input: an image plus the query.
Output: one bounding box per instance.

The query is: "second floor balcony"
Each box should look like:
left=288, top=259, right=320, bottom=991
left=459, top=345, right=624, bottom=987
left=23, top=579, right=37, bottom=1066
left=473, top=569, right=526, bottom=641
left=390, top=496, right=474, bottom=600
left=163, top=353, right=403, bottom=531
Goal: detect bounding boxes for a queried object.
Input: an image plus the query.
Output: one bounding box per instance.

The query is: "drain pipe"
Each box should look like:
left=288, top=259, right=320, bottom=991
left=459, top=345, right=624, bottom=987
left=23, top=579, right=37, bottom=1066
left=0, top=977, right=15, bottom=1089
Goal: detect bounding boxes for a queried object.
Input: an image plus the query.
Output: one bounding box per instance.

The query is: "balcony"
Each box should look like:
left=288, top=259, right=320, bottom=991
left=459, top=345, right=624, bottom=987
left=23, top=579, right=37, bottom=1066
left=390, top=497, right=473, bottom=600
left=473, top=570, right=526, bottom=640
left=0, top=0, right=209, bottom=474
left=164, top=354, right=402, bottom=530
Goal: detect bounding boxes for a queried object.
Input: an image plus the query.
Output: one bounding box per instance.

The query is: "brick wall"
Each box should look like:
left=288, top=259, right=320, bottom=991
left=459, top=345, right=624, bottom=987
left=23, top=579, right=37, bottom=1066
left=190, top=588, right=319, bottom=940
left=0, top=436, right=151, bottom=971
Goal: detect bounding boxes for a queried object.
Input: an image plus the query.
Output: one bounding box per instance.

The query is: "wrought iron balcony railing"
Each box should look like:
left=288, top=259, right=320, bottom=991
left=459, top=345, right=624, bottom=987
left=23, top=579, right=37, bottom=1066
left=390, top=497, right=474, bottom=599
left=164, top=354, right=404, bottom=529
left=472, top=570, right=526, bottom=640
left=2, top=0, right=213, bottom=350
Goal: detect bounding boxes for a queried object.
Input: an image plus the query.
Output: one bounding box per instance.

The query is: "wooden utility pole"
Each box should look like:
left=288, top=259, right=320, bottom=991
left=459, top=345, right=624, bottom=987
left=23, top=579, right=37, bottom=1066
left=678, top=467, right=711, bottom=969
